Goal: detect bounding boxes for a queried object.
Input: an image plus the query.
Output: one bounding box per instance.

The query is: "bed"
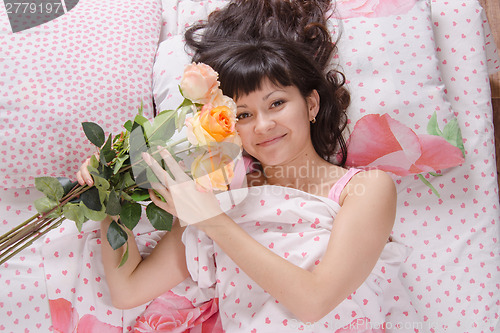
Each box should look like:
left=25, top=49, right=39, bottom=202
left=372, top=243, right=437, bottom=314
left=0, top=0, right=499, bottom=332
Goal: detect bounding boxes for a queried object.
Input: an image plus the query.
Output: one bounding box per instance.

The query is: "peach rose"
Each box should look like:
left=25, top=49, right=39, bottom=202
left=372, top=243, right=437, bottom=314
left=180, top=63, right=220, bottom=105
left=191, top=144, right=239, bottom=191
left=186, top=101, right=238, bottom=146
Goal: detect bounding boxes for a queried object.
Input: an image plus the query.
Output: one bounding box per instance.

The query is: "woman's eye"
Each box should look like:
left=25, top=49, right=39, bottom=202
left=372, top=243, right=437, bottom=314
left=236, top=112, right=251, bottom=121
left=271, top=100, right=285, bottom=108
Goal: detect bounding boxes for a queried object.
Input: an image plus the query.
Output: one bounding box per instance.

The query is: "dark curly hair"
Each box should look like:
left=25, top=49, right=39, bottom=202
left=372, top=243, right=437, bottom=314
left=184, top=0, right=350, bottom=165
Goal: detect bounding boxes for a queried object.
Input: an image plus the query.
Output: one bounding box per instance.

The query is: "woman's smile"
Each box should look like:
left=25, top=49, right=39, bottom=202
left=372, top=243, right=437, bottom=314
left=256, top=133, right=287, bottom=147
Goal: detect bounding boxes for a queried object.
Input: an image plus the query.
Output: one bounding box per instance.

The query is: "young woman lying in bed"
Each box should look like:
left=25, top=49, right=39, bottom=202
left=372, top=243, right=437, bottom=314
left=76, top=0, right=416, bottom=330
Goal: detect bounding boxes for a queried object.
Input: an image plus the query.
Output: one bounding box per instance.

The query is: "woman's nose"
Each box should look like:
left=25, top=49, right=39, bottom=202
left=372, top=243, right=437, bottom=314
left=254, top=113, right=275, bottom=133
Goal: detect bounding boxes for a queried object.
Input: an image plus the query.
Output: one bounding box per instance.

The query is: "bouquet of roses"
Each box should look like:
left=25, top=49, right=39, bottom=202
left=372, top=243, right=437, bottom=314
left=0, top=63, right=242, bottom=266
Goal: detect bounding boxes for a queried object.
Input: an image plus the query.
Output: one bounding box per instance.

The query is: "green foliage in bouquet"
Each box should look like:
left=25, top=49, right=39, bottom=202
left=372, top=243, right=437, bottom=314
left=0, top=102, right=194, bottom=266
left=0, top=63, right=241, bottom=266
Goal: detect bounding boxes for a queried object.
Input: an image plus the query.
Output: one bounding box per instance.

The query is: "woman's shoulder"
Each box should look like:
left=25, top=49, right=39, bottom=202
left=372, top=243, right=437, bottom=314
left=338, top=168, right=396, bottom=205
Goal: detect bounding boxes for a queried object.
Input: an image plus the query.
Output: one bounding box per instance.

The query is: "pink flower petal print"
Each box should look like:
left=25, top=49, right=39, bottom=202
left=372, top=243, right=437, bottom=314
left=77, top=314, right=122, bottom=333
left=346, top=113, right=464, bottom=176
left=134, top=291, right=221, bottom=333
left=49, top=298, right=79, bottom=333
left=414, top=134, right=465, bottom=172
left=346, top=114, right=421, bottom=172
left=335, top=0, right=419, bottom=19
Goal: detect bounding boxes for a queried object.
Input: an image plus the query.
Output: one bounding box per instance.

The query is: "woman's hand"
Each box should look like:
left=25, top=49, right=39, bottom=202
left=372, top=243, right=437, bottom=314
left=75, top=153, right=98, bottom=186
left=143, top=146, right=224, bottom=226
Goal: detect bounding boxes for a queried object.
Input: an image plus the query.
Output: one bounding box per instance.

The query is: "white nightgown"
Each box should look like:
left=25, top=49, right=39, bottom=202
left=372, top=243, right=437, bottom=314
left=172, top=169, right=419, bottom=332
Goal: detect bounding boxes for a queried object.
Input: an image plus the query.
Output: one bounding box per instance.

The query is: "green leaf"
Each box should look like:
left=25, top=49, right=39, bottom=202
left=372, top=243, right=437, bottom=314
left=178, top=97, right=194, bottom=109
left=90, top=160, right=113, bottom=181
left=63, top=203, right=87, bottom=232
left=442, top=118, right=465, bottom=156
left=80, top=201, right=107, bottom=221
left=80, top=187, right=102, bottom=211
left=82, top=122, right=105, bottom=147
left=121, top=192, right=133, bottom=202
left=130, top=189, right=151, bottom=202
left=101, top=134, right=116, bottom=163
left=426, top=112, right=443, bottom=137
left=56, top=177, right=78, bottom=196
left=89, top=171, right=110, bottom=192
left=118, top=243, right=129, bottom=268
left=107, top=220, right=128, bottom=250
left=134, top=114, right=149, bottom=127
left=143, top=110, right=176, bottom=145
left=106, top=189, right=122, bottom=216
left=112, top=155, right=129, bottom=174
left=138, top=100, right=144, bottom=116
left=417, top=174, right=440, bottom=198
left=146, top=202, right=173, bottom=231
left=121, top=171, right=136, bottom=189
left=34, top=197, right=60, bottom=218
left=120, top=202, right=142, bottom=230
left=176, top=105, right=191, bottom=131
left=129, top=126, right=150, bottom=186
left=89, top=154, right=99, bottom=169
left=123, top=120, right=133, bottom=132
left=35, top=177, right=64, bottom=202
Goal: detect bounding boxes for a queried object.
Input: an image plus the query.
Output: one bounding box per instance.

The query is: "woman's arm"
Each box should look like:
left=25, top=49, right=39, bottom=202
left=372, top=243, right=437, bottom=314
left=76, top=158, right=190, bottom=309
left=100, top=216, right=189, bottom=309
left=198, top=169, right=396, bottom=323
left=144, top=148, right=396, bottom=322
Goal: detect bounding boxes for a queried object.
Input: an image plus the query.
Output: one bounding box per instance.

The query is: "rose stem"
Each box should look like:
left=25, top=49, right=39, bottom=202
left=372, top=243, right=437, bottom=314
left=0, top=217, right=66, bottom=265
left=0, top=212, right=41, bottom=244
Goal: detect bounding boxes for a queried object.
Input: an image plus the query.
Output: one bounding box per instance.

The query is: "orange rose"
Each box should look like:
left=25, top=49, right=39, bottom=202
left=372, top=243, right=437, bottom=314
left=191, top=146, right=236, bottom=192
left=180, top=63, right=220, bottom=105
left=186, top=101, right=238, bottom=146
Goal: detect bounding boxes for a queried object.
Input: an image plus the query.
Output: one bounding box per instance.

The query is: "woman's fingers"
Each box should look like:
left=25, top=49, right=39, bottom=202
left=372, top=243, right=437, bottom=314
left=148, top=186, right=175, bottom=215
left=157, top=146, right=190, bottom=182
left=142, top=152, right=173, bottom=187
left=77, top=158, right=93, bottom=186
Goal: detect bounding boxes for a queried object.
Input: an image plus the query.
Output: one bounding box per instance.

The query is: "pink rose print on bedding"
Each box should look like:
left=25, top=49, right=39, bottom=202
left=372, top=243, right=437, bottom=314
left=335, top=0, right=418, bottom=19
left=134, top=291, right=222, bottom=333
left=345, top=113, right=464, bottom=180
left=49, top=298, right=121, bottom=333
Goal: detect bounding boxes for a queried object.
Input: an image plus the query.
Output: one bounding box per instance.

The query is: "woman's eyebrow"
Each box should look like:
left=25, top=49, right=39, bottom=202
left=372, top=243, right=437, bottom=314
left=263, top=89, right=285, bottom=101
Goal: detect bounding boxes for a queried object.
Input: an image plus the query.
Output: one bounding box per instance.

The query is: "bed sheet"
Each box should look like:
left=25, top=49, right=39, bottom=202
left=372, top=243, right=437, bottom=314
left=0, top=1, right=499, bottom=332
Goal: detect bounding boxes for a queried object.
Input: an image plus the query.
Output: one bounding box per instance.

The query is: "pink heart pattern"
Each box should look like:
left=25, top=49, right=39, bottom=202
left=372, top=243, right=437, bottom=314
left=0, top=0, right=161, bottom=188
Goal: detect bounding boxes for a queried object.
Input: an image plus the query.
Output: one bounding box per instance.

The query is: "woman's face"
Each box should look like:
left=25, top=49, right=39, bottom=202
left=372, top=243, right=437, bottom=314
left=234, top=79, right=319, bottom=166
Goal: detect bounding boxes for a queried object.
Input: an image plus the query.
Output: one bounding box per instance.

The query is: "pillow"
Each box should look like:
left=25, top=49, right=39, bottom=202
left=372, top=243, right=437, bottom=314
left=155, top=0, right=464, bottom=183
left=0, top=0, right=162, bottom=188
left=159, top=0, right=227, bottom=40
left=330, top=0, right=464, bottom=178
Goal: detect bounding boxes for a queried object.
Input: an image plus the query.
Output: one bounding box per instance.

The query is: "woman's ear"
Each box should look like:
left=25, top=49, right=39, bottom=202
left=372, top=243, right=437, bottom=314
left=306, top=89, right=320, bottom=121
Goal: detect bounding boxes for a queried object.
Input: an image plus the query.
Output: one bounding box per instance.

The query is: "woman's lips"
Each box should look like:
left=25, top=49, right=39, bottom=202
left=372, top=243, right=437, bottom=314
left=257, top=134, right=286, bottom=147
